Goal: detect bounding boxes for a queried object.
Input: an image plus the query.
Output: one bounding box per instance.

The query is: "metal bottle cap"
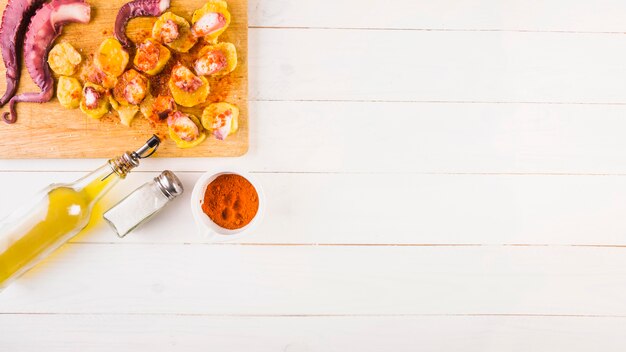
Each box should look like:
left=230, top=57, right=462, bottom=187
left=154, top=170, right=184, bottom=199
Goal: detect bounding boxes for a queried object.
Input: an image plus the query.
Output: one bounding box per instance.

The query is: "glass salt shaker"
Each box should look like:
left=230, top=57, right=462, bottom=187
left=103, top=170, right=184, bottom=237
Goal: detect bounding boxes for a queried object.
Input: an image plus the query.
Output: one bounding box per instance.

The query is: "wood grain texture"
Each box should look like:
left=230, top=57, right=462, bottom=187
left=0, top=0, right=248, bottom=158
left=248, top=29, right=626, bottom=103
left=1, top=0, right=626, bottom=349
left=6, top=171, right=626, bottom=246
left=250, top=0, right=626, bottom=32
left=3, top=315, right=626, bottom=352
left=1, top=245, right=626, bottom=316
left=7, top=101, right=626, bottom=174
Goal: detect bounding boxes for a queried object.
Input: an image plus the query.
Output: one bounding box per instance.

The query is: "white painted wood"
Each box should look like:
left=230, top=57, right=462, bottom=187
left=1, top=245, right=625, bottom=315
left=2, top=314, right=626, bottom=352
left=248, top=29, right=626, bottom=103
left=2, top=30, right=626, bottom=172
left=6, top=101, right=626, bottom=173
left=3, top=0, right=626, bottom=348
left=250, top=0, right=626, bottom=33
left=4, top=171, right=626, bottom=245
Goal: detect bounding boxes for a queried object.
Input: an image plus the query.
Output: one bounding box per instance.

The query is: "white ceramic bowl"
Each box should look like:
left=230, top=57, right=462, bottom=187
left=190, top=169, right=265, bottom=242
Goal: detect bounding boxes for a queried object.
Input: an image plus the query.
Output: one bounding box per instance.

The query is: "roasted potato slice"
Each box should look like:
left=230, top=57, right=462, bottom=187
left=79, top=82, right=110, bottom=119
left=81, top=64, right=118, bottom=89
left=191, top=0, right=230, bottom=43
left=94, top=38, right=129, bottom=77
left=168, top=63, right=209, bottom=107
left=114, top=103, right=139, bottom=127
left=109, top=95, right=139, bottom=127
left=134, top=39, right=171, bottom=75
left=194, top=42, right=237, bottom=77
left=140, top=93, right=176, bottom=123
left=201, top=102, right=239, bottom=140
left=48, top=42, right=82, bottom=76
left=113, top=69, right=149, bottom=106
left=167, top=111, right=206, bottom=148
left=152, top=12, right=197, bottom=53
left=111, top=70, right=149, bottom=126
left=56, top=76, right=82, bottom=109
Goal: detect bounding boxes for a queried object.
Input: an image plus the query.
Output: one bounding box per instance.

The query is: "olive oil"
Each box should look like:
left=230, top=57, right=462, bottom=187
left=0, top=136, right=160, bottom=289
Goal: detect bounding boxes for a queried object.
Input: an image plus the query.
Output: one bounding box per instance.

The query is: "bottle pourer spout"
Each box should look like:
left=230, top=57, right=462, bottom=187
left=107, top=135, right=162, bottom=179
left=133, top=135, right=161, bottom=159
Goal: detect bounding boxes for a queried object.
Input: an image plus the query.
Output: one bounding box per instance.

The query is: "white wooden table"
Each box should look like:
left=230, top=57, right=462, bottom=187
left=3, top=0, right=626, bottom=350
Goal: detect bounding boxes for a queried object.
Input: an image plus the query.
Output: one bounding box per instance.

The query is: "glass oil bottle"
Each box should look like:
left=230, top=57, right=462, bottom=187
left=0, top=135, right=161, bottom=289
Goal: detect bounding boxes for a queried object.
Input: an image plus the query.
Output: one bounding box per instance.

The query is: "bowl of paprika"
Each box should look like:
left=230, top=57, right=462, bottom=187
left=190, top=169, right=264, bottom=241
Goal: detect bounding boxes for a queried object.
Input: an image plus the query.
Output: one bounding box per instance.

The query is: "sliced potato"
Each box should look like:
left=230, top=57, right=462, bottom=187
left=79, top=82, right=110, bottom=119
left=167, top=111, right=206, bottom=148
left=110, top=70, right=149, bottom=126
left=191, top=0, right=230, bottom=43
left=169, top=76, right=209, bottom=107
left=201, top=102, right=239, bottom=140
left=109, top=95, right=120, bottom=110
left=134, top=39, right=171, bottom=75
left=48, top=42, right=82, bottom=76
left=81, top=64, right=118, bottom=89
left=140, top=93, right=176, bottom=123
left=139, top=93, right=155, bottom=119
left=110, top=95, right=139, bottom=127
left=168, top=64, right=209, bottom=107
left=56, top=76, right=82, bottom=109
left=113, top=69, right=149, bottom=106
left=94, top=38, right=129, bottom=77
left=114, top=103, right=139, bottom=127
left=194, top=42, right=237, bottom=77
left=152, top=12, right=197, bottom=53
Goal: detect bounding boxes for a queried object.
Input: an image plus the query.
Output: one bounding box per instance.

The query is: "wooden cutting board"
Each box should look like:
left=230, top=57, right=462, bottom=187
left=0, top=0, right=247, bottom=158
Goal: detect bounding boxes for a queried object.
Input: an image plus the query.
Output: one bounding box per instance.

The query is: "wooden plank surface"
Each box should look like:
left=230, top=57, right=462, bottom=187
left=249, top=29, right=626, bottom=103
left=2, top=0, right=626, bottom=350
left=3, top=315, right=626, bottom=352
left=6, top=101, right=626, bottom=174
left=5, top=171, right=626, bottom=245
left=2, top=245, right=626, bottom=316
left=0, top=0, right=248, bottom=158
left=250, top=0, right=626, bottom=32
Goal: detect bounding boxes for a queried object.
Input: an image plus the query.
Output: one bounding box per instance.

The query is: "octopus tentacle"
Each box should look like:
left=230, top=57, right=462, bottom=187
left=115, top=0, right=170, bottom=48
left=2, top=89, right=53, bottom=124
left=3, top=0, right=91, bottom=124
left=0, top=0, right=48, bottom=106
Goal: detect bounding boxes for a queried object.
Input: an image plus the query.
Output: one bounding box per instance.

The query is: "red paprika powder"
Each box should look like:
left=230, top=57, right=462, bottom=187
left=201, top=174, right=259, bottom=230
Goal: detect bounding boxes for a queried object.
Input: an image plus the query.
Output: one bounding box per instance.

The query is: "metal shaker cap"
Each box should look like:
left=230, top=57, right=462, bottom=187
left=154, top=170, right=184, bottom=199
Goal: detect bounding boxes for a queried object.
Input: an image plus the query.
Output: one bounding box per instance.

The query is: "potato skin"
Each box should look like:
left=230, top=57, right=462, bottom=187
left=94, top=38, right=129, bottom=77
left=48, top=43, right=82, bottom=76
left=201, top=102, right=238, bottom=130
left=201, top=102, right=239, bottom=139
left=113, top=69, right=149, bottom=106
left=191, top=0, right=231, bottom=43
left=152, top=12, right=197, bottom=53
left=168, top=113, right=207, bottom=148
left=134, top=39, right=171, bottom=75
left=115, top=104, right=139, bottom=127
left=81, top=63, right=118, bottom=90
left=168, top=66, right=210, bottom=107
left=194, top=42, right=237, bottom=77
left=56, top=76, right=82, bottom=109
left=79, top=82, right=110, bottom=119
left=140, top=94, right=176, bottom=123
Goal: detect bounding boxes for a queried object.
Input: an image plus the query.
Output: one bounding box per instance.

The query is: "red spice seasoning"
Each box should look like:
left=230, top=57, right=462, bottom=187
left=201, top=174, right=259, bottom=230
